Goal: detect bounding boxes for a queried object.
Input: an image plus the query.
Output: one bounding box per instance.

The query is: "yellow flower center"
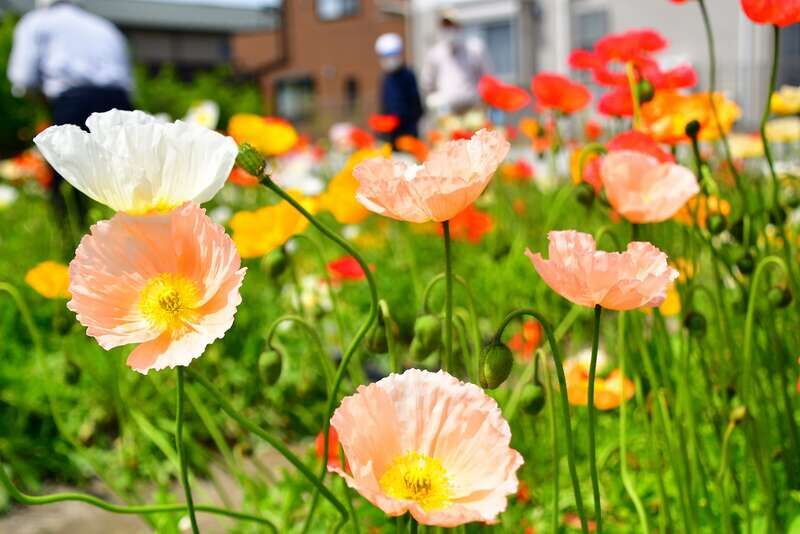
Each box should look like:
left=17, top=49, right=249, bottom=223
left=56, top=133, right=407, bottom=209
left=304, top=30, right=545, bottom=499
left=139, top=273, right=200, bottom=332
left=379, top=451, right=452, bottom=511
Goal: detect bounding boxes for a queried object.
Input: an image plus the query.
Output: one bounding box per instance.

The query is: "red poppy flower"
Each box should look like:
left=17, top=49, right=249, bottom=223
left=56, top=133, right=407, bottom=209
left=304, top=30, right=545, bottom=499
left=585, top=119, right=603, bottom=141
left=607, top=130, right=675, bottom=163
left=501, top=159, right=535, bottom=182
left=479, top=75, right=531, bottom=113
left=597, top=87, right=633, bottom=117
left=349, top=127, right=375, bottom=149
left=368, top=114, right=400, bottom=133
left=741, top=0, right=800, bottom=27
left=315, top=427, right=347, bottom=470
left=228, top=166, right=259, bottom=187
left=515, top=480, right=531, bottom=503
left=595, top=29, right=668, bottom=62
left=653, top=64, right=698, bottom=90
left=532, top=73, right=591, bottom=114
left=508, top=320, right=542, bottom=361
left=450, top=129, right=474, bottom=141
left=569, top=49, right=603, bottom=70
left=327, top=256, right=367, bottom=282
left=436, top=205, right=493, bottom=244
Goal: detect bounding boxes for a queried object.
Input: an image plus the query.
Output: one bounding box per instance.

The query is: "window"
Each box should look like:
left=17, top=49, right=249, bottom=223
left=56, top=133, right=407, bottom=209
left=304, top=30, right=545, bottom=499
left=316, top=0, right=360, bottom=21
left=779, top=24, right=800, bottom=86
left=572, top=10, right=609, bottom=51
left=344, top=77, right=360, bottom=114
left=275, top=77, right=316, bottom=121
left=465, top=21, right=517, bottom=80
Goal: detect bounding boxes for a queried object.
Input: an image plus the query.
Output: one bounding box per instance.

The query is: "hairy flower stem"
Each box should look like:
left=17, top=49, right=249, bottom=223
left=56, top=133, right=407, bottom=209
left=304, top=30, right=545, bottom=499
left=587, top=305, right=603, bottom=533
left=175, top=368, right=200, bottom=534
left=260, top=175, right=378, bottom=532
left=442, top=220, right=454, bottom=373
left=493, top=309, right=589, bottom=534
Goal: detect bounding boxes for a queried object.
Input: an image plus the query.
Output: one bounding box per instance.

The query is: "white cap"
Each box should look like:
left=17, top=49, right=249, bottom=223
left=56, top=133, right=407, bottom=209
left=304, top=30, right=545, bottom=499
left=375, top=33, right=403, bottom=57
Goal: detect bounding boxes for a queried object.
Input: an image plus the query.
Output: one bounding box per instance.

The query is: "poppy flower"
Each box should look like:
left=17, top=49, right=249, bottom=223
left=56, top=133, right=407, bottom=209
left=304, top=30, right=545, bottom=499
left=571, top=150, right=602, bottom=193
left=435, top=205, right=493, bottom=244
left=396, top=135, right=429, bottom=162
left=479, top=75, right=531, bottom=113
left=565, top=360, right=635, bottom=410
left=595, top=29, right=668, bottom=62
left=532, top=73, right=591, bottom=114
left=771, top=85, right=800, bottom=115
left=585, top=119, right=603, bottom=141
left=230, top=194, right=317, bottom=258
left=316, top=427, right=346, bottom=470
left=597, top=87, right=633, bottom=117
left=569, top=49, right=604, bottom=70
left=229, top=114, right=299, bottom=156
left=640, top=90, right=741, bottom=144
left=320, top=145, right=391, bottom=225
left=353, top=129, right=509, bottom=223
left=672, top=195, right=732, bottom=228
left=327, top=256, right=367, bottom=282
left=228, top=166, right=260, bottom=187
left=508, top=320, right=542, bottom=361
left=501, top=159, right=535, bottom=182
left=369, top=114, right=400, bottom=133
left=518, top=117, right=540, bottom=140
left=600, top=150, right=699, bottom=223
left=450, top=129, right=474, bottom=141
left=350, top=127, right=376, bottom=149
left=607, top=130, right=674, bottom=163
left=35, top=110, right=238, bottom=214
left=526, top=230, right=678, bottom=311
left=765, top=117, right=800, bottom=142
left=0, top=149, right=53, bottom=188
left=740, top=0, right=800, bottom=27
left=69, top=202, right=245, bottom=374
left=25, top=261, right=70, bottom=299
left=657, top=64, right=698, bottom=90
left=330, top=369, right=523, bottom=526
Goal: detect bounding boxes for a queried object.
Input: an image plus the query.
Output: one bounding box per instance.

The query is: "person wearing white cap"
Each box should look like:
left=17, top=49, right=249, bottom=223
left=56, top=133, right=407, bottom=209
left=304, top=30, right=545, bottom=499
left=420, top=11, right=492, bottom=115
left=374, top=32, right=423, bottom=144
left=7, top=0, right=132, bottom=230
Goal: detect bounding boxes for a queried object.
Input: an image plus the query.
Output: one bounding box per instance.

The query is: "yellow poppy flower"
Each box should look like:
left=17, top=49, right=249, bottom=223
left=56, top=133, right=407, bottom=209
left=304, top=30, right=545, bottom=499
left=229, top=191, right=317, bottom=258
left=319, top=145, right=391, bottom=225
left=770, top=86, right=800, bottom=116
left=25, top=261, right=70, bottom=299
left=765, top=117, right=800, bottom=143
left=641, top=91, right=740, bottom=144
left=673, top=195, right=731, bottom=228
left=228, top=114, right=299, bottom=156
left=727, top=133, right=764, bottom=159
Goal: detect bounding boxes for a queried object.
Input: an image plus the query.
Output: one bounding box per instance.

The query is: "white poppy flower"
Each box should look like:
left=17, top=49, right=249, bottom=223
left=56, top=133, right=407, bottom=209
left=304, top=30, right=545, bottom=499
left=184, top=100, right=220, bottom=130
left=34, top=109, right=238, bottom=214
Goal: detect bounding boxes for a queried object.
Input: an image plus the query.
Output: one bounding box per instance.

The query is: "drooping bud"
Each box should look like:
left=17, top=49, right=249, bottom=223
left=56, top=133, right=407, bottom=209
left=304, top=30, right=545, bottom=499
left=265, top=247, right=289, bottom=278
left=683, top=311, right=707, bottom=337
left=520, top=382, right=547, bottom=416
left=236, top=143, right=266, bottom=177
left=479, top=341, right=514, bottom=389
left=575, top=182, right=595, bottom=207
left=258, top=347, right=283, bottom=386
left=767, top=286, right=792, bottom=309
left=684, top=119, right=701, bottom=140
left=412, top=314, right=442, bottom=356
left=706, top=213, right=727, bottom=235
left=366, top=323, right=389, bottom=354
left=636, top=79, right=655, bottom=103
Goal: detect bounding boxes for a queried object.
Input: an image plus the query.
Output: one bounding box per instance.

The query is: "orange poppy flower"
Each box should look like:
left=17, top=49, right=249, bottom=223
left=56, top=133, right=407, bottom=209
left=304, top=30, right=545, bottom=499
left=518, top=117, right=540, bottom=140
left=532, top=73, right=591, bottom=114
left=479, top=75, right=531, bottom=113
left=350, top=127, right=375, bottom=149
left=316, top=427, right=346, bottom=470
left=368, top=114, right=400, bottom=133
left=640, top=90, right=740, bottom=144
left=395, top=135, right=429, bottom=162
left=228, top=166, right=260, bottom=187
left=500, top=159, right=535, bottom=182
left=436, top=205, right=493, bottom=244
left=564, top=360, right=635, bottom=410
left=597, top=87, right=633, bottom=117
left=672, top=195, right=731, bottom=228
left=741, top=0, right=800, bottom=27
left=508, top=320, right=542, bottom=361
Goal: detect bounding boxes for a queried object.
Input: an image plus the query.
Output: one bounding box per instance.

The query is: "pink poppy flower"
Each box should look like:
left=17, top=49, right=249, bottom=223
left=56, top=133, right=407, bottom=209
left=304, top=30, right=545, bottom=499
left=600, top=150, right=699, bottom=223
left=330, top=369, right=523, bottom=527
left=68, top=202, right=246, bottom=374
left=353, top=129, right=509, bottom=223
left=526, top=230, right=678, bottom=311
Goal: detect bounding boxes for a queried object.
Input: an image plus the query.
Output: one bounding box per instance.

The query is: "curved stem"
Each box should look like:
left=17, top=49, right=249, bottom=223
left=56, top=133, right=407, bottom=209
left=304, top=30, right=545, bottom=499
left=759, top=25, right=781, bottom=209
left=544, top=357, right=561, bottom=534
left=175, top=368, right=200, bottom=534
left=617, top=313, right=649, bottom=534
left=0, top=462, right=278, bottom=530
left=625, top=62, right=642, bottom=129
left=493, top=309, right=589, bottom=534
left=265, top=314, right=335, bottom=388
left=587, top=305, right=603, bottom=533
left=187, top=368, right=348, bottom=526
left=442, top=220, right=453, bottom=373
left=260, top=175, right=378, bottom=531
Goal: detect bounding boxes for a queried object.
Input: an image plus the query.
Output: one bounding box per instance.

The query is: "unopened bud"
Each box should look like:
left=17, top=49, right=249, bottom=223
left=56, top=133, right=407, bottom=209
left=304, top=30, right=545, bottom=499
left=237, top=143, right=266, bottom=177
left=730, top=405, right=747, bottom=423
left=413, top=314, right=442, bottom=356
left=480, top=341, right=514, bottom=389
left=575, top=182, right=595, bottom=207
left=736, top=251, right=755, bottom=275
left=520, top=382, right=547, bottom=416
left=266, top=248, right=289, bottom=278
left=366, top=323, right=389, bottom=354
left=706, top=213, right=727, bottom=235
left=767, top=286, right=792, bottom=309
left=685, top=119, right=701, bottom=140
left=258, top=347, right=283, bottom=385
left=636, top=79, right=655, bottom=103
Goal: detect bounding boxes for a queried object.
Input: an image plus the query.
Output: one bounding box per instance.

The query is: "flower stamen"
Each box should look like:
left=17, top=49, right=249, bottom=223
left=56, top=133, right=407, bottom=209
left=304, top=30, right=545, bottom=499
left=379, top=451, right=452, bottom=511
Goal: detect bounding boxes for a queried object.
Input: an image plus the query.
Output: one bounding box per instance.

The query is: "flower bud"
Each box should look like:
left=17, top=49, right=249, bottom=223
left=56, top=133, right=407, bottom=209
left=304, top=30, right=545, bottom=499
left=767, top=286, right=792, bottom=309
left=366, top=323, right=389, bottom=354
left=636, top=79, right=655, bottom=103
left=729, top=405, right=747, bottom=423
left=520, top=382, right=547, bottom=416
left=258, top=347, right=283, bottom=386
left=480, top=341, right=513, bottom=389
left=413, top=314, right=442, bottom=356
left=236, top=143, right=266, bottom=177
left=683, top=311, right=707, bottom=337
left=706, top=213, right=727, bottom=235
left=575, top=182, right=595, bottom=207
left=685, top=119, right=701, bottom=140
left=736, top=251, right=755, bottom=275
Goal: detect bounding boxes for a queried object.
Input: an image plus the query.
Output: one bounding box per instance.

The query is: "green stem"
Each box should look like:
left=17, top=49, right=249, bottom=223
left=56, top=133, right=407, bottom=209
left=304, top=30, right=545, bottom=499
left=625, top=62, right=642, bottom=129
left=587, top=305, right=603, bottom=533
left=617, top=313, right=649, bottom=534
left=175, top=368, right=200, bottom=534
left=760, top=25, right=781, bottom=209
left=493, top=309, right=589, bottom=534
left=544, top=361, right=560, bottom=534
left=409, top=518, right=419, bottom=534
left=380, top=300, right=400, bottom=373
left=187, top=368, right=349, bottom=529
left=260, top=176, right=378, bottom=531
left=442, top=220, right=453, bottom=373
left=0, top=462, right=277, bottom=530
left=265, top=314, right=335, bottom=389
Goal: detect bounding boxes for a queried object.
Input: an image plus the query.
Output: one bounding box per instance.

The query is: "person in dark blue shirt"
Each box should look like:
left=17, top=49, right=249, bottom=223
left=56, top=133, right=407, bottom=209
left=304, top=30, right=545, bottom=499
left=375, top=33, right=423, bottom=146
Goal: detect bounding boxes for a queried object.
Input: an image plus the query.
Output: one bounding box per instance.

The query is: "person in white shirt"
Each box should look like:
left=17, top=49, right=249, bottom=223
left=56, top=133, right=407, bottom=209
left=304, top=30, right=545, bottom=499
left=420, top=13, right=492, bottom=116
left=8, top=0, right=133, bottom=230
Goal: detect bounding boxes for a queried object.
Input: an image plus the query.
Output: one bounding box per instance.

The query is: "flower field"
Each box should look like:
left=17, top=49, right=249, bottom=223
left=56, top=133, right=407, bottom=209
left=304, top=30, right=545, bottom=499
left=1, top=1, right=800, bottom=533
